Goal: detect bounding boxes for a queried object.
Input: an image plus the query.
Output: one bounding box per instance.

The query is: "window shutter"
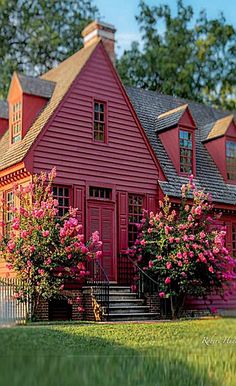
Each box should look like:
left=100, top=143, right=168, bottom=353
left=117, top=192, right=128, bottom=253
left=146, top=193, right=157, bottom=214
left=73, top=186, right=85, bottom=225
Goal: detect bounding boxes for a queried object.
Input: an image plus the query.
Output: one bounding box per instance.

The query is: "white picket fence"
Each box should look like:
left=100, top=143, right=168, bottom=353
left=0, top=278, right=28, bottom=326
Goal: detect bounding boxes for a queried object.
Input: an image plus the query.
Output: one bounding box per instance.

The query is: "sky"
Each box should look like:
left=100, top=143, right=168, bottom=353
left=94, top=0, right=236, bottom=56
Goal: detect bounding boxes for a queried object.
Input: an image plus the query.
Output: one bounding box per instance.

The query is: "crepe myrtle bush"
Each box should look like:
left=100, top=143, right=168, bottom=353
left=0, top=168, right=102, bottom=320
left=127, top=176, right=236, bottom=318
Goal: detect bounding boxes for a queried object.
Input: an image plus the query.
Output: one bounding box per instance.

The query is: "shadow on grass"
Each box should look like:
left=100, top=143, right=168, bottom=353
left=0, top=325, right=221, bottom=386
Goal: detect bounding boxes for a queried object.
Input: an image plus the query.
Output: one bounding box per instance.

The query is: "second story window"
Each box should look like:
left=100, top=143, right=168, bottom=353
left=226, top=141, right=236, bottom=180
left=94, top=101, right=106, bottom=142
left=179, top=130, right=193, bottom=174
left=11, top=101, right=22, bottom=143
left=52, top=186, right=70, bottom=217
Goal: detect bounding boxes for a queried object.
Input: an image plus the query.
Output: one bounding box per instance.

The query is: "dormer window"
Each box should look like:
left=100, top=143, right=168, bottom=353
left=226, top=141, right=236, bottom=180
left=11, top=101, right=22, bottom=143
left=179, top=130, right=193, bottom=174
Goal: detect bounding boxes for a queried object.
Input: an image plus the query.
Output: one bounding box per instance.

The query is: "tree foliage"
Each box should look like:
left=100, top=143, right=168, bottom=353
left=117, top=0, right=236, bottom=110
left=127, top=177, right=236, bottom=318
left=0, top=0, right=99, bottom=98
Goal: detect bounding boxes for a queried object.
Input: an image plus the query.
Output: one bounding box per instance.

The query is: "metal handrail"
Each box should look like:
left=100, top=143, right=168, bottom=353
left=89, top=258, right=110, bottom=319
left=126, top=255, right=160, bottom=286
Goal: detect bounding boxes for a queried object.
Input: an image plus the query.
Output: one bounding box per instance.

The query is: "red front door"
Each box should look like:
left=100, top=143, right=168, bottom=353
left=87, top=201, right=116, bottom=281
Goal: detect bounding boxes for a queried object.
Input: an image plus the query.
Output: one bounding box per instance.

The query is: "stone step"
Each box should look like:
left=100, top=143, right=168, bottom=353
left=109, top=306, right=149, bottom=314
left=108, top=286, right=131, bottom=293
left=109, top=299, right=145, bottom=307
left=96, top=293, right=137, bottom=301
left=105, top=313, right=158, bottom=322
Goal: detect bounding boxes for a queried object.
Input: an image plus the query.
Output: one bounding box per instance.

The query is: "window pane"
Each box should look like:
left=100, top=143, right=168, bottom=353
left=226, top=141, right=236, bottom=180
left=128, top=194, right=143, bottom=247
left=179, top=130, right=193, bottom=174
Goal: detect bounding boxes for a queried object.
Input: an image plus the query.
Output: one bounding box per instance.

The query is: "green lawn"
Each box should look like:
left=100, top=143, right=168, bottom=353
left=0, top=319, right=236, bottom=386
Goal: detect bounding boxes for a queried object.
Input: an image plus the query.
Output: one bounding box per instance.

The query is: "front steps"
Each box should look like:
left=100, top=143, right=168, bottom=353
left=94, top=285, right=159, bottom=322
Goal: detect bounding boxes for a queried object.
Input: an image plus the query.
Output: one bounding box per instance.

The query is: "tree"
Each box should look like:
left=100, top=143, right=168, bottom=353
left=0, top=0, right=99, bottom=98
left=0, top=168, right=102, bottom=320
left=117, top=0, right=236, bottom=110
left=127, top=176, right=236, bottom=318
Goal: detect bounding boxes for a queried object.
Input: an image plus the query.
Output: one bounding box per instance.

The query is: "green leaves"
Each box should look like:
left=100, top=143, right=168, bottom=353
left=0, top=0, right=99, bottom=98
left=117, top=0, right=236, bottom=110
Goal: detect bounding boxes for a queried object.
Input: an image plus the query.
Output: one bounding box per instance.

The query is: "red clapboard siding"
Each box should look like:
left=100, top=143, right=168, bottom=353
left=32, top=44, right=160, bottom=193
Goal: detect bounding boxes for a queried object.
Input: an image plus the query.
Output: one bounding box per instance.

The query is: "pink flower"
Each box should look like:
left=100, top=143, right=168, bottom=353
left=165, top=226, right=171, bottom=235
left=175, top=238, right=180, bottom=243
left=95, top=250, right=103, bottom=258
left=177, top=252, right=182, bottom=259
left=157, top=255, right=162, bottom=260
left=81, top=246, right=88, bottom=254
left=183, top=235, right=188, bottom=242
left=159, top=292, right=165, bottom=298
left=140, top=239, right=146, bottom=246
left=148, top=260, right=154, bottom=268
left=78, top=306, right=84, bottom=312
left=21, top=230, right=29, bottom=239
left=195, top=206, right=202, bottom=216
left=29, top=246, right=35, bottom=253
left=210, top=306, right=218, bottom=314
left=166, top=262, right=172, bottom=269
left=92, top=231, right=100, bottom=242
left=59, top=284, right=64, bottom=290
left=165, top=277, right=171, bottom=285
left=169, top=237, right=174, bottom=243
left=200, top=231, right=206, bottom=239
left=178, top=261, right=183, bottom=267
left=181, top=272, right=186, bottom=277
left=209, top=266, right=214, bottom=273
left=42, top=230, right=49, bottom=237
left=38, top=269, right=45, bottom=276
left=187, top=215, right=193, bottom=222
left=147, top=228, right=153, bottom=234
left=12, top=218, right=20, bottom=230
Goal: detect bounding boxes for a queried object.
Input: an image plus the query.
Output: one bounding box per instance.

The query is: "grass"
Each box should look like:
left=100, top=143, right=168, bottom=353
left=0, top=318, right=236, bottom=386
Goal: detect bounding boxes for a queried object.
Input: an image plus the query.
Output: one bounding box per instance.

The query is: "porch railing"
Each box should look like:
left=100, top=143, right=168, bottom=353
left=118, top=253, right=171, bottom=318
left=87, top=258, right=110, bottom=319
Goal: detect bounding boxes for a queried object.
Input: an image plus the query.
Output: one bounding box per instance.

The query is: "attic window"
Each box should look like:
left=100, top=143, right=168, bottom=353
left=179, top=130, right=193, bottom=174
left=226, top=141, right=236, bottom=180
left=94, top=101, right=106, bottom=142
left=11, top=101, right=22, bottom=143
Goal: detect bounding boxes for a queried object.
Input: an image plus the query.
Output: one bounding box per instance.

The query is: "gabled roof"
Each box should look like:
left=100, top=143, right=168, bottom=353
left=156, top=104, right=188, bottom=132
left=17, top=73, right=56, bottom=99
left=0, top=100, right=8, bottom=119
left=204, top=114, right=235, bottom=142
left=126, top=86, right=236, bottom=205
left=0, top=40, right=99, bottom=170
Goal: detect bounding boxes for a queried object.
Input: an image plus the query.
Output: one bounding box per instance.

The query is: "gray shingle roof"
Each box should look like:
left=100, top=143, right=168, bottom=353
left=17, top=73, right=56, bottom=99
left=0, top=100, right=8, bottom=119
left=126, top=86, right=236, bottom=206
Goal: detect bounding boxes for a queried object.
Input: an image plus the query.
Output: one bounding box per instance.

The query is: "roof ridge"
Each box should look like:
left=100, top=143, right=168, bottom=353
left=157, top=104, right=188, bottom=119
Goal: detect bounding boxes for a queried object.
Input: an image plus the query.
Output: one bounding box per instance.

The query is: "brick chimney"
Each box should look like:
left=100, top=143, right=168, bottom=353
left=82, top=20, right=116, bottom=65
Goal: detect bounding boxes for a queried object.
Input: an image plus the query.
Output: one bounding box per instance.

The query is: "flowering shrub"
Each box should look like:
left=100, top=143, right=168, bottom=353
left=127, top=176, right=236, bottom=318
left=0, top=168, right=102, bottom=320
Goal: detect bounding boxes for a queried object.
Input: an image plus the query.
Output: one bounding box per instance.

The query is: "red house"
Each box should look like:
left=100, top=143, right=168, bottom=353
left=0, top=20, right=236, bottom=320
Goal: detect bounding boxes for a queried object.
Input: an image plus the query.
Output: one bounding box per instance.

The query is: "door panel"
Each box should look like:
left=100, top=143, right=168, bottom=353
left=87, top=202, right=116, bottom=281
